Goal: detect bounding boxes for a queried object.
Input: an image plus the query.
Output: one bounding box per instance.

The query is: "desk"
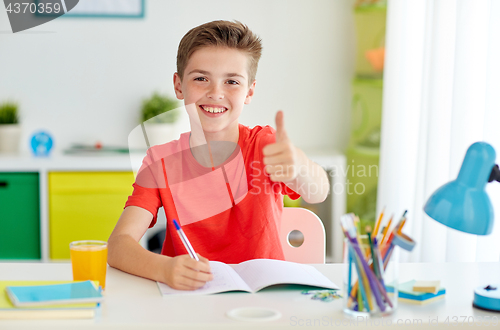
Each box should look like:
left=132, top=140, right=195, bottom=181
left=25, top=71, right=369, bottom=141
left=1, top=262, right=499, bottom=329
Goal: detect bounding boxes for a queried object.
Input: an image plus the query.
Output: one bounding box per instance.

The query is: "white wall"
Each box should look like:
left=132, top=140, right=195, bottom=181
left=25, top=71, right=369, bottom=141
left=0, top=0, right=355, bottom=154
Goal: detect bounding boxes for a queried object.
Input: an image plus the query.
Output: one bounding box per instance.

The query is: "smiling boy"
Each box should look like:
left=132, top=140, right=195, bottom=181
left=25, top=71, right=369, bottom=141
left=108, top=21, right=329, bottom=290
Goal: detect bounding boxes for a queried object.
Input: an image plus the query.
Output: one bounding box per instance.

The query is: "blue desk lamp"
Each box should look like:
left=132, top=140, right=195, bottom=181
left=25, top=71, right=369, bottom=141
left=424, top=142, right=500, bottom=312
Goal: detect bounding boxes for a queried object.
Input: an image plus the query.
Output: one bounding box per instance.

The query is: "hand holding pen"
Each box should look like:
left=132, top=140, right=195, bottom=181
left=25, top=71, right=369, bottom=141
left=162, top=219, right=213, bottom=291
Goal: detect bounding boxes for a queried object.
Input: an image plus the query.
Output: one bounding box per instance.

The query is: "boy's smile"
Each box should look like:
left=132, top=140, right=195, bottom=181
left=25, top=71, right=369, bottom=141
left=174, top=46, right=256, bottom=143
left=199, top=104, right=228, bottom=116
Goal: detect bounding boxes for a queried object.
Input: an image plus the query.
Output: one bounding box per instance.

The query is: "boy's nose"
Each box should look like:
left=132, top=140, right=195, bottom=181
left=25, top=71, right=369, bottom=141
left=206, top=84, right=224, bottom=100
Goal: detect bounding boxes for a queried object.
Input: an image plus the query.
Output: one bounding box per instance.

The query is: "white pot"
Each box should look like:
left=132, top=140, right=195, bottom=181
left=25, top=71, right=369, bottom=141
left=0, top=124, right=21, bottom=154
left=142, top=123, right=178, bottom=147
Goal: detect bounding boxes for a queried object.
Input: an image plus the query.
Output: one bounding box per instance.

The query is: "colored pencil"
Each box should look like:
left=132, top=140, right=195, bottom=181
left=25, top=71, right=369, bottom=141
left=350, top=245, right=370, bottom=312
left=398, top=219, right=406, bottom=235
left=373, top=207, right=385, bottom=238
left=351, top=240, right=373, bottom=311
left=345, top=231, right=386, bottom=312
left=341, top=214, right=395, bottom=311
left=341, top=216, right=373, bottom=311
left=366, top=227, right=381, bottom=279
left=347, top=245, right=353, bottom=302
left=373, top=237, right=385, bottom=280
left=381, top=217, right=392, bottom=244
left=342, top=226, right=373, bottom=311
left=348, top=280, right=360, bottom=305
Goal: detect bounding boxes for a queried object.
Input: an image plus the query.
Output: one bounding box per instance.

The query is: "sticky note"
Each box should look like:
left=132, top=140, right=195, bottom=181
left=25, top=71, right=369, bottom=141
left=413, top=281, right=441, bottom=294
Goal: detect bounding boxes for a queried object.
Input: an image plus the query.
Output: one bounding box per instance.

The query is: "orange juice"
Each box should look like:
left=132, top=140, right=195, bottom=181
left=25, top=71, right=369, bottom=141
left=70, top=241, right=108, bottom=290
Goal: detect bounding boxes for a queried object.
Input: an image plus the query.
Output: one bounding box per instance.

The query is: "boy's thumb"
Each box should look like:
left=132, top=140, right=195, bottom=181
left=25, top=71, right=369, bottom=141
left=275, top=110, right=289, bottom=142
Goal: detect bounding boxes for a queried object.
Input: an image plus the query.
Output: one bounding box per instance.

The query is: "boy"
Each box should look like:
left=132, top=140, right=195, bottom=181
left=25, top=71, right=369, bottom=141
left=108, top=20, right=329, bottom=290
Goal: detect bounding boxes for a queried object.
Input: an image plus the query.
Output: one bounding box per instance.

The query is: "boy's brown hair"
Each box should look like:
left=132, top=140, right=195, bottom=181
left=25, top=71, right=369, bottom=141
left=177, top=20, right=262, bottom=84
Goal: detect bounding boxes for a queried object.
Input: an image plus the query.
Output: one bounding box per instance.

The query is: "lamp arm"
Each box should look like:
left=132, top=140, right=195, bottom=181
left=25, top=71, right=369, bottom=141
left=488, top=164, right=500, bottom=183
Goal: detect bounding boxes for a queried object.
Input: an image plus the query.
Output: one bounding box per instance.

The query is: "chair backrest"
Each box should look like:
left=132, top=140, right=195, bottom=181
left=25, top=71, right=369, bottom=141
left=279, top=207, right=326, bottom=264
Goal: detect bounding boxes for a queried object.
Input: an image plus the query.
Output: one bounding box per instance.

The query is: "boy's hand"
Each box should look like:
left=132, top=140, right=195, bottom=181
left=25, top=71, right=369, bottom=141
left=263, top=111, right=304, bottom=182
left=163, top=254, right=213, bottom=290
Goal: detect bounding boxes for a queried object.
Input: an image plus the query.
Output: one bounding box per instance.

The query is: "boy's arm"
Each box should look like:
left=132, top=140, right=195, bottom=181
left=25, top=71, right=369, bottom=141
left=107, top=206, right=213, bottom=290
left=262, top=111, right=330, bottom=204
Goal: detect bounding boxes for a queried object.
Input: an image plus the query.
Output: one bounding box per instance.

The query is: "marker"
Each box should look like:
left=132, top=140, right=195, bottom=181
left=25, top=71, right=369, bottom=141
left=173, top=219, right=199, bottom=261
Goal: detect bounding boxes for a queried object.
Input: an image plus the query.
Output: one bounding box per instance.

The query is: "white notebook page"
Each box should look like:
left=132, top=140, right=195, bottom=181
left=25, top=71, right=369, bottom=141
left=233, top=259, right=339, bottom=292
left=157, top=261, right=252, bottom=295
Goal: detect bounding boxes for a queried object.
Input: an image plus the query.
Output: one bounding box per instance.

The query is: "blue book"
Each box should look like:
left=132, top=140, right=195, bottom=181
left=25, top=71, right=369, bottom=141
left=6, top=280, right=104, bottom=307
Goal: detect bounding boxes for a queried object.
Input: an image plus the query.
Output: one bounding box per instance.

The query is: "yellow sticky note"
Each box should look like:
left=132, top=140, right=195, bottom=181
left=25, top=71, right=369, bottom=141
left=413, top=281, right=441, bottom=294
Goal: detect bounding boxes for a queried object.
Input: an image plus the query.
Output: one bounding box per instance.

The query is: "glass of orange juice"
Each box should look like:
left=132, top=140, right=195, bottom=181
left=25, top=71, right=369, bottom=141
left=70, top=240, right=108, bottom=290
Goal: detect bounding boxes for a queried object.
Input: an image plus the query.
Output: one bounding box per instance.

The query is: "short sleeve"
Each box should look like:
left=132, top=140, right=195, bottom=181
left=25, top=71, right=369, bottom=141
left=124, top=150, right=164, bottom=227
left=124, top=183, right=162, bottom=228
left=281, top=183, right=301, bottom=200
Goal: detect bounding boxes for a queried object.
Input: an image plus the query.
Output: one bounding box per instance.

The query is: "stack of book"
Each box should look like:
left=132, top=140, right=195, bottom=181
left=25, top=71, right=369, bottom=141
left=387, top=280, right=446, bottom=305
left=0, top=280, right=103, bottom=320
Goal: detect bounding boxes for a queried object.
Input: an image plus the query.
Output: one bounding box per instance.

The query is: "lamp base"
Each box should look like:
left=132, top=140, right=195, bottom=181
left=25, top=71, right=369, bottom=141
left=473, top=284, right=500, bottom=312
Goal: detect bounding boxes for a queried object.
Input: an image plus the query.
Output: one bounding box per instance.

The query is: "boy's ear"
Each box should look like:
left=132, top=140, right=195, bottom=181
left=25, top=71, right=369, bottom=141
left=173, top=72, right=184, bottom=100
left=244, top=80, right=257, bottom=105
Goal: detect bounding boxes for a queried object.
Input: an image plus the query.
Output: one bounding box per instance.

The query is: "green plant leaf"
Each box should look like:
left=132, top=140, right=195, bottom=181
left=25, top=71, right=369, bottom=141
left=0, top=101, right=19, bottom=124
left=141, top=92, right=180, bottom=124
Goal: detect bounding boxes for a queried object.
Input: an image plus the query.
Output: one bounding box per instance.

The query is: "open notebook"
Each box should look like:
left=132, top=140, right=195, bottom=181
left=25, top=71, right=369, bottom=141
left=157, top=259, right=338, bottom=295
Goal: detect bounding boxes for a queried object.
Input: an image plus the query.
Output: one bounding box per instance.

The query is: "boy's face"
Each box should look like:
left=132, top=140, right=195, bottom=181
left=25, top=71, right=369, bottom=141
left=174, top=46, right=256, bottom=137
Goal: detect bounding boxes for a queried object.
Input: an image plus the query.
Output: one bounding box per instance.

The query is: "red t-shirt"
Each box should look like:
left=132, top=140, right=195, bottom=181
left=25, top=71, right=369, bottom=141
left=124, top=124, right=300, bottom=263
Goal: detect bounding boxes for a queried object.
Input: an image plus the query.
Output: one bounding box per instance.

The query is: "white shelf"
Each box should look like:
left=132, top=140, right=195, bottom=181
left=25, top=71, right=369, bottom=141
left=0, top=153, right=134, bottom=172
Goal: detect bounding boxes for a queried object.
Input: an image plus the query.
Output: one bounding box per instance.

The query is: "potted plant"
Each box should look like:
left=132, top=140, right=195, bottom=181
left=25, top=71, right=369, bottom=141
left=140, top=92, right=180, bottom=146
left=0, top=101, right=21, bottom=154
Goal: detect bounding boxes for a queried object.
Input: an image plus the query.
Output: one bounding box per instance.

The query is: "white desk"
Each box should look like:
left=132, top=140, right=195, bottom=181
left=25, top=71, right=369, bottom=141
left=1, top=262, right=499, bottom=329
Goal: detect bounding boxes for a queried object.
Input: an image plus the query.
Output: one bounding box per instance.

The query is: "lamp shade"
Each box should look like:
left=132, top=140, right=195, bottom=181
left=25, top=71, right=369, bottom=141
left=423, top=142, right=495, bottom=235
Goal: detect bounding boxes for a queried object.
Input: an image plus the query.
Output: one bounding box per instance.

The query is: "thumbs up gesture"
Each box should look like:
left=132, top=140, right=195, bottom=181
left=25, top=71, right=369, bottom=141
left=262, top=111, right=303, bottom=182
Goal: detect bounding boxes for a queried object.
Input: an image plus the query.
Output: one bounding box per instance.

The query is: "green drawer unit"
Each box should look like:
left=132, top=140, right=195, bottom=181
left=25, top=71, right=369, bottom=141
left=0, top=172, right=41, bottom=259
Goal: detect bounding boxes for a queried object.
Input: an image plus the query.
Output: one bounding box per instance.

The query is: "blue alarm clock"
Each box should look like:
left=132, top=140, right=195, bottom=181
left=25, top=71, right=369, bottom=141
left=31, top=131, right=53, bottom=156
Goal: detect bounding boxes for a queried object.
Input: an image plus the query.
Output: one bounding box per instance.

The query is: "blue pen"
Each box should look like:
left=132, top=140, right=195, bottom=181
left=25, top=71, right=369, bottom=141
left=173, top=219, right=199, bottom=261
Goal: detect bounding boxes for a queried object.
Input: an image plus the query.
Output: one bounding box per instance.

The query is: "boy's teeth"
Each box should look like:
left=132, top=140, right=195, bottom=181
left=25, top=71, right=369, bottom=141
left=203, top=106, right=226, bottom=113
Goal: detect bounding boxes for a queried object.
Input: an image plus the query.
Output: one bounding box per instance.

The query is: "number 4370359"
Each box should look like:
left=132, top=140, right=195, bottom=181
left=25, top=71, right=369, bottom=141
left=5, top=2, right=62, bottom=14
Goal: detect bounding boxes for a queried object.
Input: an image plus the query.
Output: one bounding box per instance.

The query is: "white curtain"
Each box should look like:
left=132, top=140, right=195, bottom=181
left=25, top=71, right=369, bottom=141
left=378, top=0, right=500, bottom=263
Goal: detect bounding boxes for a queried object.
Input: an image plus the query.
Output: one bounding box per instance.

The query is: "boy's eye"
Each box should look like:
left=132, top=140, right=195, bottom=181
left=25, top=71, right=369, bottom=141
left=226, top=80, right=239, bottom=85
left=194, top=77, right=207, bottom=81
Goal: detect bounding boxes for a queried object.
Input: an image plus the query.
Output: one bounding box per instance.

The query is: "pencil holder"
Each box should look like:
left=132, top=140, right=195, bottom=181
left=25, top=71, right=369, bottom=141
left=343, top=235, right=398, bottom=317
